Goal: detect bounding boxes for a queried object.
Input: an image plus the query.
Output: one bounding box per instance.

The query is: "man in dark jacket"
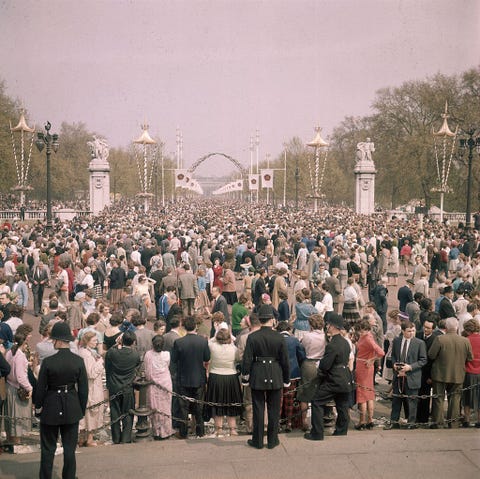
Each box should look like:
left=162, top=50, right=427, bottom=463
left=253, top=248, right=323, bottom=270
left=35, top=322, right=88, bottom=479
left=105, top=330, right=141, bottom=444
left=242, top=304, right=290, bottom=449
left=305, top=313, right=352, bottom=441
left=171, top=315, right=210, bottom=438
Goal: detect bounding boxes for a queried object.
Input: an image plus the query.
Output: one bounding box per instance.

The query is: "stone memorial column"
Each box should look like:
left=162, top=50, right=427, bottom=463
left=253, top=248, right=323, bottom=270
left=354, top=138, right=376, bottom=215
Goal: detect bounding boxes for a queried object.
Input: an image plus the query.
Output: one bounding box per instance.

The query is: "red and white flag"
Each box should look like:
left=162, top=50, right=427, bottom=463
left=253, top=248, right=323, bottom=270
left=248, top=174, right=259, bottom=191
left=261, top=169, right=274, bottom=188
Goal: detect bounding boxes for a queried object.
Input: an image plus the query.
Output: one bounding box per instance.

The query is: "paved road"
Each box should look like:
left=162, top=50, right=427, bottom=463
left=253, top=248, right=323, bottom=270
left=1, top=428, right=479, bottom=479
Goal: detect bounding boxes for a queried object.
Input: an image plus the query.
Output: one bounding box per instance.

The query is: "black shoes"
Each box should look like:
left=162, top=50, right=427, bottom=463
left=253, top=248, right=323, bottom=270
left=267, top=438, right=280, bottom=449
left=304, top=433, right=324, bottom=441
left=247, top=439, right=263, bottom=449
left=365, top=422, right=375, bottom=430
left=354, top=423, right=366, bottom=431
left=384, top=423, right=400, bottom=430
left=332, top=431, right=347, bottom=436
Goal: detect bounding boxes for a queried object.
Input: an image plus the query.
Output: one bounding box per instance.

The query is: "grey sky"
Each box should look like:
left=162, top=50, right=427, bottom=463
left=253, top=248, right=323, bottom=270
left=1, top=0, right=478, bottom=178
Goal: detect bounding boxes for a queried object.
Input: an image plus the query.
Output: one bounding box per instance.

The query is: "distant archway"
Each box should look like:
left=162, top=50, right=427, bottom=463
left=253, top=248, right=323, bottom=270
left=188, top=152, right=248, bottom=175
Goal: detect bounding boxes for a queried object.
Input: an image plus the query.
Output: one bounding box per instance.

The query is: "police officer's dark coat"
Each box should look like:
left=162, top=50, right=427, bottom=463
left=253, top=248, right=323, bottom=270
left=35, top=348, right=88, bottom=425
left=314, top=333, right=352, bottom=403
left=242, top=326, right=290, bottom=390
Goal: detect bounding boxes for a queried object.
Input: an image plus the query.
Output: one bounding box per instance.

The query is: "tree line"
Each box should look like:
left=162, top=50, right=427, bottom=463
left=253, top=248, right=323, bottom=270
left=0, top=66, right=479, bottom=210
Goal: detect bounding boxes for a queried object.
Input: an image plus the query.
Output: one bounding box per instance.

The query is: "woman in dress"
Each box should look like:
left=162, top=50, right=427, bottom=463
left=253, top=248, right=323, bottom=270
left=91, top=262, right=103, bottom=299
left=296, top=243, right=309, bottom=272
left=103, top=312, right=124, bottom=351
left=354, top=318, right=385, bottom=429
left=195, top=269, right=210, bottom=315
left=462, top=319, right=480, bottom=427
left=78, top=331, right=105, bottom=446
left=221, top=262, right=237, bottom=305
left=212, top=258, right=224, bottom=291
left=5, top=330, right=33, bottom=444
left=293, top=290, right=317, bottom=341
left=387, top=244, right=400, bottom=286
left=207, top=328, right=242, bottom=436
left=343, top=277, right=361, bottom=331
left=144, top=335, right=174, bottom=440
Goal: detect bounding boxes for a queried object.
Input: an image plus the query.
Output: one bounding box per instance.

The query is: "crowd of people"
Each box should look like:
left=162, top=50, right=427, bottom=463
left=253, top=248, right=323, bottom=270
left=0, top=198, right=479, bottom=471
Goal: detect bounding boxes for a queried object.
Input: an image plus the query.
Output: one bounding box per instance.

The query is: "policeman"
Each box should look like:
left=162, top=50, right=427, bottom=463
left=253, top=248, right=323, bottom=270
left=304, top=313, right=353, bottom=441
left=35, top=322, right=88, bottom=479
left=242, top=304, right=290, bottom=449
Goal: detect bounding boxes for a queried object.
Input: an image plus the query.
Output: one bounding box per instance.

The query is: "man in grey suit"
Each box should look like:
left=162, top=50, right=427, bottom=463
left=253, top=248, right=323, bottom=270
left=29, top=260, right=50, bottom=316
left=385, top=320, right=427, bottom=429
left=177, top=263, right=199, bottom=316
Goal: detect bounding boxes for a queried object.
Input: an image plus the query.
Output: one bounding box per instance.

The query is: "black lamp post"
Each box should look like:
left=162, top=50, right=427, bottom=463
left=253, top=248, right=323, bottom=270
left=35, top=122, right=59, bottom=232
left=458, top=128, right=480, bottom=229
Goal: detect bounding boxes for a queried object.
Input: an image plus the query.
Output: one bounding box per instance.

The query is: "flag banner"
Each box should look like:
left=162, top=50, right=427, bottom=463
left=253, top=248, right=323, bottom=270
left=248, top=174, right=259, bottom=191
left=261, top=169, right=274, bottom=188
left=230, top=179, right=243, bottom=192
left=175, top=169, right=188, bottom=188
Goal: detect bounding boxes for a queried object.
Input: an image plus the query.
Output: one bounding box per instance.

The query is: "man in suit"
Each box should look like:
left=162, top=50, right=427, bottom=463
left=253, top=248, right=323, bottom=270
left=304, top=313, right=352, bottom=441
left=35, top=322, right=88, bottom=479
left=438, top=286, right=456, bottom=319
left=324, top=267, right=342, bottom=313
left=416, top=315, right=437, bottom=424
left=397, top=278, right=414, bottom=313
left=29, top=260, right=49, bottom=316
left=171, top=315, right=210, bottom=438
left=385, top=320, right=427, bottom=429
left=242, top=304, right=290, bottom=449
left=177, top=263, right=199, bottom=316
left=428, top=317, right=473, bottom=428
left=406, top=292, right=424, bottom=331
left=105, top=331, right=141, bottom=444
left=253, top=268, right=268, bottom=306
left=210, top=286, right=230, bottom=335
left=411, top=255, right=427, bottom=283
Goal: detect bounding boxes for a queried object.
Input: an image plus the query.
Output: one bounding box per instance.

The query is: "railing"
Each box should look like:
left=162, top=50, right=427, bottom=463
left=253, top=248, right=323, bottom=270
left=387, top=210, right=466, bottom=225
left=0, top=210, right=92, bottom=221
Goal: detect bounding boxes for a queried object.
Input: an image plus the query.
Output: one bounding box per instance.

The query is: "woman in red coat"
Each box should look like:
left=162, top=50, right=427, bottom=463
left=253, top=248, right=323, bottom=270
left=354, top=318, right=385, bottom=429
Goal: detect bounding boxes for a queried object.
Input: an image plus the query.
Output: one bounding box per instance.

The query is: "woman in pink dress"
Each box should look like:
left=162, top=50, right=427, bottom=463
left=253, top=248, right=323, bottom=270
left=144, top=335, right=174, bottom=440
left=212, top=258, right=224, bottom=292
left=354, top=318, right=385, bottom=429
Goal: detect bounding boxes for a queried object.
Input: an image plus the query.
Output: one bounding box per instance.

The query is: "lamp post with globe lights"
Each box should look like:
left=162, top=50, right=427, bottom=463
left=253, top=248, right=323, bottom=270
left=35, top=122, right=59, bottom=232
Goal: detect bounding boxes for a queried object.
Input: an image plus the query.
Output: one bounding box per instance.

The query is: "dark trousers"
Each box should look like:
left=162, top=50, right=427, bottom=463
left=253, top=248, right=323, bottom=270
left=33, top=286, right=45, bottom=315
left=311, top=393, right=350, bottom=439
left=110, top=391, right=135, bottom=444
left=40, top=422, right=78, bottom=479
left=177, top=385, right=205, bottom=437
left=416, top=381, right=431, bottom=424
left=391, top=377, right=418, bottom=424
left=251, top=388, right=282, bottom=447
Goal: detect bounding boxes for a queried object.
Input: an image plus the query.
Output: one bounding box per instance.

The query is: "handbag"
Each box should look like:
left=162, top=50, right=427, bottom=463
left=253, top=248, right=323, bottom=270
left=17, top=386, right=30, bottom=402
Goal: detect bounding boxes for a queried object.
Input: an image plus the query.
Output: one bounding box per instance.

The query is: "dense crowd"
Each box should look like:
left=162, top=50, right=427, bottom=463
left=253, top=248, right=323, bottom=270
left=0, top=198, right=479, bottom=459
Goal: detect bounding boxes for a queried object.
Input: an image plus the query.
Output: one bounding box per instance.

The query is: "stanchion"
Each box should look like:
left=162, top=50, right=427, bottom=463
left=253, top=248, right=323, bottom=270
left=130, top=374, right=153, bottom=442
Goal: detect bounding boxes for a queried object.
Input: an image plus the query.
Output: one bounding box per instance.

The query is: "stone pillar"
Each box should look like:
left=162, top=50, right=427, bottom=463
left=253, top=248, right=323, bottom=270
left=354, top=161, right=376, bottom=215
left=89, top=157, right=110, bottom=215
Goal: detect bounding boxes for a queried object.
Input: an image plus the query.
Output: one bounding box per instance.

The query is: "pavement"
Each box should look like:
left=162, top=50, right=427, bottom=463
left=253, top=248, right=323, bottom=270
left=1, top=426, right=479, bottom=479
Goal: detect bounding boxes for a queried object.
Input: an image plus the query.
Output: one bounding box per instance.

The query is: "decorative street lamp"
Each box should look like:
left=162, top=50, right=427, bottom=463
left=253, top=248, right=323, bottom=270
left=306, top=126, right=329, bottom=213
left=432, top=102, right=458, bottom=223
left=133, top=123, right=157, bottom=212
left=10, top=111, right=36, bottom=208
left=35, top=121, right=59, bottom=232
left=458, top=128, right=480, bottom=229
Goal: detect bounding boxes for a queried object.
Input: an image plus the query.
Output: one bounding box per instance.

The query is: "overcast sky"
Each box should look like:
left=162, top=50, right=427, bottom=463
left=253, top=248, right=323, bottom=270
left=1, top=0, right=478, bottom=178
